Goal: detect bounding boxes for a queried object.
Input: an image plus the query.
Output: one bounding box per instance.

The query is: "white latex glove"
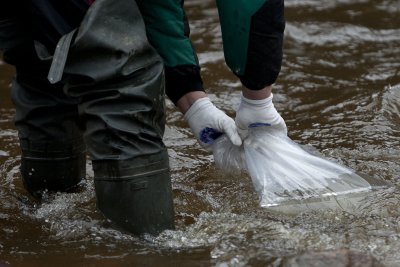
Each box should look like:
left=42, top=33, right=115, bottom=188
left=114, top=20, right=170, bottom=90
left=184, top=97, right=242, bottom=149
left=235, top=93, right=287, bottom=138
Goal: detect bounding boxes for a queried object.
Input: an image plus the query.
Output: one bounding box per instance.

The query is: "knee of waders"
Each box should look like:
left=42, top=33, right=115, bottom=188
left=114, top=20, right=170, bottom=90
left=20, top=139, right=87, bottom=198
left=93, top=157, right=175, bottom=236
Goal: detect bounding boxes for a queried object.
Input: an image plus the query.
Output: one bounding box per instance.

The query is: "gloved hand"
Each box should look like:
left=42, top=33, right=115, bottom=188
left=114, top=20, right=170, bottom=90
left=235, top=93, right=287, bottom=138
left=184, top=97, right=242, bottom=149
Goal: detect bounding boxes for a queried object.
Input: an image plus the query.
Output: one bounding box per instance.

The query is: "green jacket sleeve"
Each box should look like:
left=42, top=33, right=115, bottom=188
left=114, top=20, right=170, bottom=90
left=136, top=0, right=198, bottom=67
left=136, top=0, right=204, bottom=105
left=216, top=0, right=285, bottom=90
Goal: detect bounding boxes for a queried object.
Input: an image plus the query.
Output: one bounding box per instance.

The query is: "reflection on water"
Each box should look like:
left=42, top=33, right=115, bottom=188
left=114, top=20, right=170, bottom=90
left=1, top=0, right=400, bottom=266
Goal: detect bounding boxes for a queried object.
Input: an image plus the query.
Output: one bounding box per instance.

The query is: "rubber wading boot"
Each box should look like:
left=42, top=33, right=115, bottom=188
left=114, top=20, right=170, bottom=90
left=20, top=139, right=86, bottom=198
left=93, top=157, right=175, bottom=236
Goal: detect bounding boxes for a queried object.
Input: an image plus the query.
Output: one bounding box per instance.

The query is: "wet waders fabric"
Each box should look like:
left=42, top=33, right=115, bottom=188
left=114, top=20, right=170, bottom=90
left=93, top=156, right=174, bottom=236
left=6, top=41, right=86, bottom=198
left=59, top=0, right=174, bottom=235
left=3, top=0, right=175, bottom=235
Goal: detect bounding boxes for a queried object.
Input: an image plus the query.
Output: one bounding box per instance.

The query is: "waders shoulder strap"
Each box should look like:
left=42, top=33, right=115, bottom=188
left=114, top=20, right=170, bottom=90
left=47, top=29, right=77, bottom=84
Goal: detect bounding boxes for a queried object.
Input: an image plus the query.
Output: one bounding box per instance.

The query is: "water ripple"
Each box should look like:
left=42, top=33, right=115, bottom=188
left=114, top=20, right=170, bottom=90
left=285, top=23, right=400, bottom=46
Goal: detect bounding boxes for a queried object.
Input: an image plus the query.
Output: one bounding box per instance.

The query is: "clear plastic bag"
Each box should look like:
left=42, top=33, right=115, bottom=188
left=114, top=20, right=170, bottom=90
left=213, top=127, right=386, bottom=209
left=212, top=135, right=246, bottom=174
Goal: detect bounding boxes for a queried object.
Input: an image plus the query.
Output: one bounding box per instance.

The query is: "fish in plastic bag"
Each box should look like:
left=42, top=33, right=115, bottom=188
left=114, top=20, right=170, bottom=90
left=212, top=126, right=387, bottom=211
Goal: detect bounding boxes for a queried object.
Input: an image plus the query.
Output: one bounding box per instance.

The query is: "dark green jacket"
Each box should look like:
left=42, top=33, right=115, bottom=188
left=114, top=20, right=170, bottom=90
left=138, top=0, right=285, bottom=103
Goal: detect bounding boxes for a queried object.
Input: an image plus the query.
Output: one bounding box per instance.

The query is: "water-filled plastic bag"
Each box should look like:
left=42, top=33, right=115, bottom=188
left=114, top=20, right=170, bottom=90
left=213, top=127, right=387, bottom=209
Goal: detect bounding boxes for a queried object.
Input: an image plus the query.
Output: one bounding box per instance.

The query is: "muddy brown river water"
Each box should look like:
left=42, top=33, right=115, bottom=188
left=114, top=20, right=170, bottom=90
left=1, top=0, right=400, bottom=266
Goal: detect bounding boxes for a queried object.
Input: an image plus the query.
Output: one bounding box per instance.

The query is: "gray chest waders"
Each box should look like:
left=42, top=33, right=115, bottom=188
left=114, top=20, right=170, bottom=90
left=7, top=48, right=87, bottom=198
left=49, top=0, right=174, bottom=235
left=1, top=3, right=87, bottom=197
